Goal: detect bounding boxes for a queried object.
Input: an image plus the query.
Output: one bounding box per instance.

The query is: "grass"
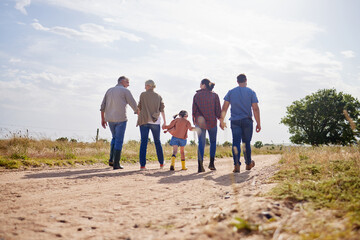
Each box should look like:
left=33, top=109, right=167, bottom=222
left=268, top=146, right=360, bottom=239
left=0, top=135, right=285, bottom=169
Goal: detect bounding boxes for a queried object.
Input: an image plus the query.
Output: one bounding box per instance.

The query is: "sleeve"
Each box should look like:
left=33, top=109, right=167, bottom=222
left=192, top=94, right=198, bottom=123
left=224, top=90, right=231, bottom=102
left=100, top=92, right=107, bottom=111
left=252, top=91, right=259, bottom=104
left=125, top=89, right=138, bottom=112
left=214, top=93, right=221, bottom=119
left=165, top=119, right=177, bottom=130
left=138, top=93, right=143, bottom=110
left=186, top=120, right=194, bottom=130
left=159, top=95, right=165, bottom=112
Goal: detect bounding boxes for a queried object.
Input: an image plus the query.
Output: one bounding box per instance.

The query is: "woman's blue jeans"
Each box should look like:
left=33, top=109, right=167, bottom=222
left=231, top=118, right=253, bottom=166
left=197, top=126, right=217, bottom=162
left=139, top=124, right=164, bottom=167
left=108, top=121, right=127, bottom=157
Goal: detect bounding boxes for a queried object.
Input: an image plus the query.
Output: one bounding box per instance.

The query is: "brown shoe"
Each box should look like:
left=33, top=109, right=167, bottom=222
left=233, top=164, right=240, bottom=173
left=246, top=160, right=255, bottom=170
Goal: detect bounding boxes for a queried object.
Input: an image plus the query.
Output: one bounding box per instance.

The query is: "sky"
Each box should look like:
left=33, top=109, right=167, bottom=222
left=1, top=0, right=360, bottom=145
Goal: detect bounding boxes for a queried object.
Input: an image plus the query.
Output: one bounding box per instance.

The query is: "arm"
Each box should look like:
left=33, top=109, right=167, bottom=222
left=125, top=90, right=138, bottom=114
left=100, top=94, right=107, bottom=129
left=101, top=111, right=107, bottom=129
left=137, top=93, right=142, bottom=114
left=214, top=94, right=221, bottom=120
left=252, top=103, right=261, bottom=132
left=219, top=101, right=230, bottom=130
left=192, top=95, right=197, bottom=124
left=161, top=111, right=166, bottom=129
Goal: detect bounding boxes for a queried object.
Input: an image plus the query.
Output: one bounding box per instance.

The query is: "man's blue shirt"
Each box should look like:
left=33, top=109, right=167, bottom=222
left=224, top=86, right=258, bottom=121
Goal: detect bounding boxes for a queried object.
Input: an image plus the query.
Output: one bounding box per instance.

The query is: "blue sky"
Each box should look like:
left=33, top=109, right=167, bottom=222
left=1, top=0, right=359, bottom=144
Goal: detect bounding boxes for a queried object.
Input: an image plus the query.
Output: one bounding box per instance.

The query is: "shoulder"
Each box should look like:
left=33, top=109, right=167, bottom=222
left=193, top=90, right=202, bottom=97
left=246, top=87, right=256, bottom=94
left=211, top=91, right=219, bottom=97
left=226, top=87, right=238, bottom=94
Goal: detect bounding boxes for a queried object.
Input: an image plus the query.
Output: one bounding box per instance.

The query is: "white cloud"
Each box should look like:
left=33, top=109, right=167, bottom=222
left=15, top=0, right=31, bottom=15
left=9, top=58, right=22, bottom=63
left=4, top=0, right=360, bottom=143
left=341, top=50, right=355, bottom=58
left=31, top=21, right=142, bottom=43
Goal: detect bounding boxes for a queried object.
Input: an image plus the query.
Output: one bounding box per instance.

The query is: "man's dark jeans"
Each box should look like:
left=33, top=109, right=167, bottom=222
left=231, top=118, right=253, bottom=165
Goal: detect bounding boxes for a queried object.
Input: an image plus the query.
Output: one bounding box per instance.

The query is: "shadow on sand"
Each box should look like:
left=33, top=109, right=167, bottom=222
left=23, top=165, right=252, bottom=187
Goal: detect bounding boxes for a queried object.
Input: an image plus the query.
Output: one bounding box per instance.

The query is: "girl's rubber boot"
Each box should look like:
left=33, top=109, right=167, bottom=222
left=170, top=155, right=176, bottom=171
left=208, top=156, right=216, bottom=170
left=181, top=159, right=187, bottom=170
left=198, top=160, right=205, bottom=173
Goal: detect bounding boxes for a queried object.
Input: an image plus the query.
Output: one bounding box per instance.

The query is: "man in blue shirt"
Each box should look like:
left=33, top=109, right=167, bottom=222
left=220, top=74, right=261, bottom=173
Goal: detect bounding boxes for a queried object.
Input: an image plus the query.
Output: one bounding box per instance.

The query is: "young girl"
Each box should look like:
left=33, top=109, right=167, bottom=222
left=163, top=110, right=195, bottom=170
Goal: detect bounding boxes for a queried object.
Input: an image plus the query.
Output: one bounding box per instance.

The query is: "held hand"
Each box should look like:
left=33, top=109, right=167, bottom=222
left=101, top=120, right=107, bottom=129
left=219, top=120, right=227, bottom=130
left=162, top=124, right=166, bottom=130
left=256, top=124, right=261, bottom=133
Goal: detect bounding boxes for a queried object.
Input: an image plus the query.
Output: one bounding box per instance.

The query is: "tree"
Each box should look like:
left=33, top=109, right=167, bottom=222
left=254, top=141, right=263, bottom=149
left=281, top=89, right=360, bottom=146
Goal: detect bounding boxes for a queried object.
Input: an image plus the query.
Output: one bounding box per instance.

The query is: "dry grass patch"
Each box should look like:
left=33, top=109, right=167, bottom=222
left=269, top=146, right=360, bottom=239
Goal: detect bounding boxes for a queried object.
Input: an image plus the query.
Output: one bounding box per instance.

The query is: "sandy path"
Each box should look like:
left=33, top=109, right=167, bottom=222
left=0, top=155, right=281, bottom=240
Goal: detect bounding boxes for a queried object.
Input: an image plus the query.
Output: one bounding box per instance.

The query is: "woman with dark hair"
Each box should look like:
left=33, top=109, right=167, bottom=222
left=192, top=79, right=221, bottom=172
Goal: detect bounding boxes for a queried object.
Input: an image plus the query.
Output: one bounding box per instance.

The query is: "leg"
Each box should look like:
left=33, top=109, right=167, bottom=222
left=242, top=119, right=254, bottom=169
left=170, top=145, right=178, bottom=170
left=180, top=146, right=187, bottom=170
left=149, top=124, right=164, bottom=165
left=172, top=145, right=178, bottom=156
left=108, top=138, right=115, bottom=166
left=139, top=124, right=150, bottom=168
left=197, top=127, right=206, bottom=172
left=208, top=126, right=217, bottom=170
left=231, top=120, right=242, bottom=172
left=108, top=123, right=116, bottom=166
left=113, top=121, right=127, bottom=169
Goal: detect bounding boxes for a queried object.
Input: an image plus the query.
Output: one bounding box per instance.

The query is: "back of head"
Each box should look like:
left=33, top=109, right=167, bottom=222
left=145, top=79, right=156, bottom=89
left=173, top=110, right=188, bottom=119
left=201, top=78, right=215, bottom=91
left=237, top=74, right=247, bottom=83
left=118, top=76, right=128, bottom=84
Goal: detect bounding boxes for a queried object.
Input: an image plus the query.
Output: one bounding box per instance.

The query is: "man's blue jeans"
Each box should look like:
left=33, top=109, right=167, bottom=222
left=231, top=118, right=253, bottom=165
left=139, top=124, right=164, bottom=167
left=197, top=126, right=217, bottom=162
left=108, top=121, right=127, bottom=156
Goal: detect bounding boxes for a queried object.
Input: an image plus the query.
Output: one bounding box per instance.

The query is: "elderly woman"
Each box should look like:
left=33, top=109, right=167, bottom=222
left=137, top=80, right=166, bottom=170
left=192, top=78, right=221, bottom=172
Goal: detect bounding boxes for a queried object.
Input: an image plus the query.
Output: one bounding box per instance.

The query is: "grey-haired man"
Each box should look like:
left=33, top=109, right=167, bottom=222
left=100, top=76, right=138, bottom=169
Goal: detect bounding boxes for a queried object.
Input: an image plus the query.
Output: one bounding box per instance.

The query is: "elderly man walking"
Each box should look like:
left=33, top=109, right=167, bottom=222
left=100, top=76, right=138, bottom=170
left=220, top=74, right=261, bottom=173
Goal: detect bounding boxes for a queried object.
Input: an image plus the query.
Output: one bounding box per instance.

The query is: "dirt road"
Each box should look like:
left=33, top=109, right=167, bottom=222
left=0, top=155, right=281, bottom=240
